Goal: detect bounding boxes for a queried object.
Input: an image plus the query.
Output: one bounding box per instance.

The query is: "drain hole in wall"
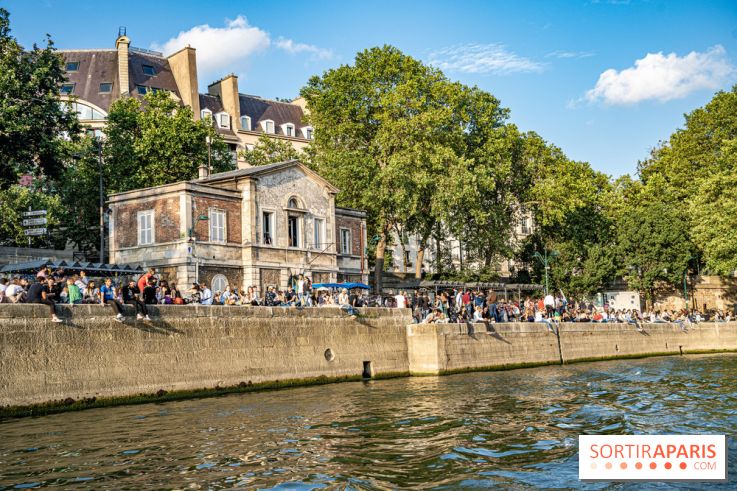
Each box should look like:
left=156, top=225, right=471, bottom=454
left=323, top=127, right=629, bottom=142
left=362, top=361, right=374, bottom=379
left=324, top=348, right=335, bottom=362
left=615, top=344, right=619, bottom=352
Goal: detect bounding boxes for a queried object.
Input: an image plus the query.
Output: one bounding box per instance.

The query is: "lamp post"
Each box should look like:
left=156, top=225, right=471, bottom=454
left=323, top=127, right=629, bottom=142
left=533, top=248, right=558, bottom=296
left=683, top=255, right=696, bottom=309
left=189, top=214, right=209, bottom=283
left=96, top=137, right=105, bottom=263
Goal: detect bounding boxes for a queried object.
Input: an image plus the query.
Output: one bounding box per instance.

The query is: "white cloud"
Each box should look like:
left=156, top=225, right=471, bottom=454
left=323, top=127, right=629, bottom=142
left=428, top=43, right=545, bottom=75
left=275, top=37, right=333, bottom=60
left=547, top=50, right=595, bottom=59
left=585, top=45, right=735, bottom=105
left=152, top=16, right=270, bottom=79
left=151, top=16, right=332, bottom=84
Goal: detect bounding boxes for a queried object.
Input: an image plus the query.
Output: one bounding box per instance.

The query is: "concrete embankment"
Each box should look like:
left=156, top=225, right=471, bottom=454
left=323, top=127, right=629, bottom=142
left=1, top=305, right=736, bottom=416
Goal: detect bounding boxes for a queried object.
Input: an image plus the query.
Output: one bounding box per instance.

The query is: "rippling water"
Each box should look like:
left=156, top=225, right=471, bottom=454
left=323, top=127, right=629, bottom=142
left=2, top=354, right=737, bottom=490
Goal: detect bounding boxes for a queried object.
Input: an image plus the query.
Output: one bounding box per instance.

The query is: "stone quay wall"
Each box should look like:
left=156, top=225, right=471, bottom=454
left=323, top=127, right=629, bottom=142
left=2, top=305, right=737, bottom=413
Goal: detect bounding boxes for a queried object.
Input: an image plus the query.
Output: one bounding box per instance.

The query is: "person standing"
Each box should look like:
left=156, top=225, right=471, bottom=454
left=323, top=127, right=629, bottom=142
left=27, top=278, right=63, bottom=323
left=137, top=268, right=156, bottom=293
left=100, top=278, right=124, bottom=322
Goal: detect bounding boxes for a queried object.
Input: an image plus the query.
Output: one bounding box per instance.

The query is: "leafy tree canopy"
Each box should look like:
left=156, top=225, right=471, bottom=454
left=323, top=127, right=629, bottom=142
left=0, top=8, right=79, bottom=189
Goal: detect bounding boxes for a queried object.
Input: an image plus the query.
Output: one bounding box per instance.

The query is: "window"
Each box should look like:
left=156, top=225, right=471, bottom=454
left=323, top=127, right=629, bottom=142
left=60, top=83, right=75, bottom=95
left=520, top=217, right=531, bottom=235
left=137, top=210, right=154, bottom=245
left=218, top=113, right=230, bottom=129
left=262, top=211, right=274, bottom=245
left=314, top=218, right=324, bottom=249
left=99, top=82, right=113, bottom=93
left=211, top=274, right=228, bottom=294
left=340, top=228, right=351, bottom=255
left=209, top=209, right=226, bottom=243
left=283, top=123, right=295, bottom=137
left=71, top=102, right=106, bottom=121
left=288, top=197, right=299, bottom=209
left=240, top=115, right=251, bottom=131
left=262, top=120, right=274, bottom=134
left=302, top=127, right=314, bottom=140
left=404, top=251, right=412, bottom=267
left=136, top=85, right=148, bottom=95
left=66, top=61, right=79, bottom=72
left=201, top=109, right=213, bottom=120
left=288, top=216, right=299, bottom=247
left=142, top=64, right=156, bottom=76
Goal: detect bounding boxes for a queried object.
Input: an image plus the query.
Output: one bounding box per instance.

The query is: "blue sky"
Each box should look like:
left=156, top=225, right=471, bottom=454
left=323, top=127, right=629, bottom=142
left=5, top=0, right=737, bottom=177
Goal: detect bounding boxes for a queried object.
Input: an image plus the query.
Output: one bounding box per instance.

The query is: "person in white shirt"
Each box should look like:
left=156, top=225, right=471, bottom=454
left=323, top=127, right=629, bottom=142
left=395, top=291, right=407, bottom=309
left=4, top=280, right=24, bottom=303
left=199, top=282, right=213, bottom=305
left=75, top=270, right=89, bottom=290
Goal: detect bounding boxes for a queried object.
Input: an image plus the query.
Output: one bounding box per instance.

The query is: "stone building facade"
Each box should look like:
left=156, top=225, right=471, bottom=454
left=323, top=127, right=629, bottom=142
left=108, top=160, right=368, bottom=294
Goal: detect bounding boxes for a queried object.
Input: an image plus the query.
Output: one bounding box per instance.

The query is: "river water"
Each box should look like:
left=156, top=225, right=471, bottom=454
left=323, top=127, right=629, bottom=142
left=1, top=354, right=736, bottom=490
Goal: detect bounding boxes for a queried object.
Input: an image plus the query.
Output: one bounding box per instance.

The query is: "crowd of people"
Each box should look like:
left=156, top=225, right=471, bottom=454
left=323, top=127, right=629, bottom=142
left=0, top=268, right=370, bottom=321
left=396, top=288, right=731, bottom=328
left=0, top=267, right=732, bottom=327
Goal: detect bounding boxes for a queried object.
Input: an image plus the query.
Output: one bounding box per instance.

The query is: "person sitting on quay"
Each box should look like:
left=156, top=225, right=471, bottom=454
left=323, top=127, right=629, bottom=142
left=82, top=280, right=99, bottom=304
left=121, top=279, right=150, bottom=321
left=143, top=278, right=158, bottom=305
left=199, top=282, right=213, bottom=305
left=66, top=276, right=83, bottom=305
left=100, top=277, right=125, bottom=322
left=27, top=277, right=63, bottom=323
left=2, top=278, right=26, bottom=303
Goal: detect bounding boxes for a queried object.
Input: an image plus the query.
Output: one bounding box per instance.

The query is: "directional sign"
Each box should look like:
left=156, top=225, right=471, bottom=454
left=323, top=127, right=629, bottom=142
left=23, top=227, right=47, bottom=236
left=22, top=217, right=47, bottom=227
left=21, top=210, right=47, bottom=217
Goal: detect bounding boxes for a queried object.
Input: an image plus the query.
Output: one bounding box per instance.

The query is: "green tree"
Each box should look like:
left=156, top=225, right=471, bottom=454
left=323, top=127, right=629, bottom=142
left=302, top=46, right=470, bottom=290
left=103, top=91, right=233, bottom=192
left=0, top=8, right=79, bottom=188
left=616, top=178, right=693, bottom=305
left=0, top=184, right=66, bottom=248
left=238, top=134, right=304, bottom=167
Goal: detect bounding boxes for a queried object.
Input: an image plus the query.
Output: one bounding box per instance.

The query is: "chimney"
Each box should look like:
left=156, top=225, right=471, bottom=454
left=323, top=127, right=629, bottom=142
left=207, top=74, right=241, bottom=129
left=115, top=29, right=130, bottom=96
left=167, top=44, right=201, bottom=119
left=198, top=164, right=209, bottom=179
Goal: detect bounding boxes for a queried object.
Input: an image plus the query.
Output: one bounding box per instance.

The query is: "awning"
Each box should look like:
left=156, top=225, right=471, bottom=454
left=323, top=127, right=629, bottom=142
left=0, top=259, right=144, bottom=276
left=312, top=282, right=370, bottom=290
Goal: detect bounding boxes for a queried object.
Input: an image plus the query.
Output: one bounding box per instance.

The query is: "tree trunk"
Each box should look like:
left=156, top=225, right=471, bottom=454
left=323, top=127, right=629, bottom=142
left=374, top=231, right=387, bottom=293
left=415, top=246, right=425, bottom=279
left=434, top=224, right=442, bottom=277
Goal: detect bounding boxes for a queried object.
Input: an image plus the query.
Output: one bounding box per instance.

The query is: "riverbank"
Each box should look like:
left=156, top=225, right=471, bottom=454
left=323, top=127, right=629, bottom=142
left=2, top=305, right=737, bottom=417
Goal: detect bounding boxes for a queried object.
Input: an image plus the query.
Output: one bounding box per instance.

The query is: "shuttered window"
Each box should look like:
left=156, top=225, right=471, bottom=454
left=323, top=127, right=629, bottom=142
left=210, top=209, right=226, bottom=243
left=137, top=210, right=154, bottom=245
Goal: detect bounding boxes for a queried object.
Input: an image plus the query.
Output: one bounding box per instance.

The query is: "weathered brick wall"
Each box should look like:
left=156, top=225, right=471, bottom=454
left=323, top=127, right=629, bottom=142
left=192, top=196, right=241, bottom=244
left=115, top=197, right=180, bottom=249
left=199, top=266, right=243, bottom=292
left=335, top=215, right=361, bottom=256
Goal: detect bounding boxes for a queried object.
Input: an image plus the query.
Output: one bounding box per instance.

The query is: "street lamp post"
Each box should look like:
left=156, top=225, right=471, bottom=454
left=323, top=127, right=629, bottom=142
left=96, top=138, right=105, bottom=263
left=683, top=255, right=697, bottom=309
left=533, top=248, right=558, bottom=296
left=189, top=214, right=209, bottom=283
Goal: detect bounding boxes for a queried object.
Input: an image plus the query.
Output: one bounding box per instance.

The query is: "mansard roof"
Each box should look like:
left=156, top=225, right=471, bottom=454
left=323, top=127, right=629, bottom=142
left=239, top=94, right=308, bottom=137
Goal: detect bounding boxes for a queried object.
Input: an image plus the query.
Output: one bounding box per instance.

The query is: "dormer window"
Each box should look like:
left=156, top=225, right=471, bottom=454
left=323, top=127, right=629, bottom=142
left=136, top=85, right=148, bottom=95
left=282, top=123, right=295, bottom=137
left=142, top=64, right=156, bottom=76
left=217, top=112, right=230, bottom=129
left=66, top=61, right=79, bottom=72
left=301, top=126, right=314, bottom=140
left=201, top=109, right=212, bottom=121
left=261, top=120, right=275, bottom=134
left=240, top=115, right=251, bottom=131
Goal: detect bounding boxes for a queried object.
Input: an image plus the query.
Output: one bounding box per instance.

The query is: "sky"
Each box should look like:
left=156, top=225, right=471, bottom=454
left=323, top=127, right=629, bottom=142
left=5, top=0, right=737, bottom=177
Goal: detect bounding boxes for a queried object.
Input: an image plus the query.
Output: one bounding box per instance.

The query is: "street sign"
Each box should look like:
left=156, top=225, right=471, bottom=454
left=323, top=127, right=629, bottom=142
left=21, top=210, right=47, bottom=217
left=22, top=217, right=47, bottom=227
left=23, top=228, right=47, bottom=236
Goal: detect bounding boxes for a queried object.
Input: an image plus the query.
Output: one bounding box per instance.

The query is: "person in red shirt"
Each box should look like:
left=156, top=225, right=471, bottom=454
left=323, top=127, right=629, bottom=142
left=137, top=268, right=156, bottom=293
